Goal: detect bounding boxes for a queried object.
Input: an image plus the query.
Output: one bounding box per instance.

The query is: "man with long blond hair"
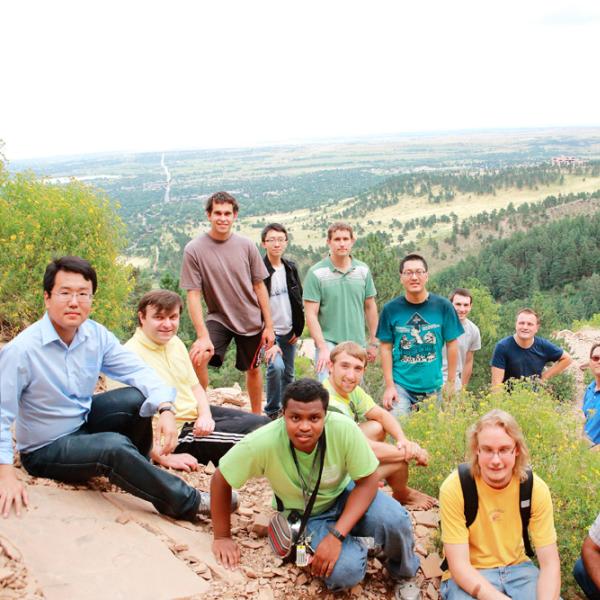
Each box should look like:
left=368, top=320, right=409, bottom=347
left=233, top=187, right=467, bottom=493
left=439, top=409, right=561, bottom=599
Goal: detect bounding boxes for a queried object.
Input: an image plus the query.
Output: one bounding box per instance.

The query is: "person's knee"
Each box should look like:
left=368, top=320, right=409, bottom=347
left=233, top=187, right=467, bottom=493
left=246, top=366, right=261, bottom=379
left=97, top=386, right=146, bottom=413
left=99, top=432, right=139, bottom=461
left=267, top=356, right=285, bottom=377
left=325, top=546, right=366, bottom=591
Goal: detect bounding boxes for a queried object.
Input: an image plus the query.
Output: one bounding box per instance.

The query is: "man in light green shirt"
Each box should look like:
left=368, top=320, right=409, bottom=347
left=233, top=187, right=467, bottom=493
left=325, top=341, right=436, bottom=510
left=210, top=379, right=418, bottom=591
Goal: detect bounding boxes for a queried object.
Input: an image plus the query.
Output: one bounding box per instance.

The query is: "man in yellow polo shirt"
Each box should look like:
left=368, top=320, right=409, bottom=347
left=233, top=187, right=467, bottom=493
left=440, top=409, right=560, bottom=599
left=124, top=290, right=269, bottom=471
left=324, top=341, right=435, bottom=510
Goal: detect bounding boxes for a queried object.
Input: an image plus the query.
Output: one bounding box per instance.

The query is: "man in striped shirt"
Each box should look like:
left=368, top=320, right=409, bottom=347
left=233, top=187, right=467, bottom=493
left=124, top=290, right=269, bottom=471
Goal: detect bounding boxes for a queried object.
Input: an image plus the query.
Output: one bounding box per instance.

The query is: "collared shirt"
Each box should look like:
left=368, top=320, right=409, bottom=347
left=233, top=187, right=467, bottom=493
left=0, top=313, right=175, bottom=463
left=583, top=381, right=600, bottom=445
left=302, top=256, right=376, bottom=346
left=323, top=378, right=377, bottom=424
left=123, top=328, right=199, bottom=432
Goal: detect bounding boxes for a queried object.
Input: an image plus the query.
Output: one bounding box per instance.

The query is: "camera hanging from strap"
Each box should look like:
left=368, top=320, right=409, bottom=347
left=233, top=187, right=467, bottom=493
left=269, top=431, right=327, bottom=565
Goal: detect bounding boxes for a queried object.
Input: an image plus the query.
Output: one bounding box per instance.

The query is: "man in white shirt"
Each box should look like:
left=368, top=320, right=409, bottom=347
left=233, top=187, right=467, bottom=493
left=442, top=288, right=481, bottom=390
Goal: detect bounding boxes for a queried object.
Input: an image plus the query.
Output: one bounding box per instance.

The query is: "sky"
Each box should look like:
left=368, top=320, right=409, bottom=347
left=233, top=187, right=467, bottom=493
left=2, top=0, right=600, bottom=160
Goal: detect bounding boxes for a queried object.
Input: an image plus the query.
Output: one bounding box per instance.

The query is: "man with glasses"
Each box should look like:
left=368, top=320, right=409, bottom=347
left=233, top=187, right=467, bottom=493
left=582, top=342, right=600, bottom=447
left=303, top=222, right=378, bottom=381
left=0, top=256, right=210, bottom=521
left=260, top=223, right=304, bottom=419
left=491, top=308, right=571, bottom=387
left=439, top=409, right=561, bottom=599
left=377, top=253, right=463, bottom=417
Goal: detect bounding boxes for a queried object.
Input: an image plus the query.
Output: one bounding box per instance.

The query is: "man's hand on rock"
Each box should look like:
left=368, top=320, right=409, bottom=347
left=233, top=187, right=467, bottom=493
left=0, top=465, right=28, bottom=518
left=212, top=537, right=241, bottom=569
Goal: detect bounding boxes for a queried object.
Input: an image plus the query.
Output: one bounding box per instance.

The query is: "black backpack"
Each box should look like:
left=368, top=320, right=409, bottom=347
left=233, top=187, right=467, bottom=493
left=440, top=462, right=534, bottom=570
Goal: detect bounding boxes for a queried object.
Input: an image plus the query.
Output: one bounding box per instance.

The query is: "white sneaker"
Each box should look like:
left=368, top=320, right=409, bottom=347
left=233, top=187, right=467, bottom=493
left=394, top=579, right=420, bottom=600
left=197, top=490, right=239, bottom=517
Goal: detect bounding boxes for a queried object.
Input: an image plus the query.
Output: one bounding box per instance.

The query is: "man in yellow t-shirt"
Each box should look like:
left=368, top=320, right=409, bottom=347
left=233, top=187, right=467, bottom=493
left=439, top=409, right=560, bottom=600
left=324, top=341, right=435, bottom=510
left=125, top=290, right=269, bottom=471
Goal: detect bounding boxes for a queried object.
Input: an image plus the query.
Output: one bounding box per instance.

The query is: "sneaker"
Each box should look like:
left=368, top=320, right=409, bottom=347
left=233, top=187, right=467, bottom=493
left=394, top=579, right=420, bottom=600
left=196, top=490, right=240, bottom=517
left=356, top=536, right=383, bottom=557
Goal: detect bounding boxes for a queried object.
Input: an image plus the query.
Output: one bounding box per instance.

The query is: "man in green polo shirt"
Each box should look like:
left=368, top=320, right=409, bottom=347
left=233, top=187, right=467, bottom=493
left=210, top=378, right=419, bottom=591
left=324, top=341, right=436, bottom=510
left=303, top=222, right=378, bottom=382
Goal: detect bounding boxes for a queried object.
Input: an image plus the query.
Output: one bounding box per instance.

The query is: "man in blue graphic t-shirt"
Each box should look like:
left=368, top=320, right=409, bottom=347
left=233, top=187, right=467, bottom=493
left=377, top=254, right=463, bottom=417
left=490, top=308, right=571, bottom=387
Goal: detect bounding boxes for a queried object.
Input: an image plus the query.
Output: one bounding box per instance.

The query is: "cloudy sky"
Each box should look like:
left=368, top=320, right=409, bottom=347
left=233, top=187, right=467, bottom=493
left=1, top=0, right=599, bottom=160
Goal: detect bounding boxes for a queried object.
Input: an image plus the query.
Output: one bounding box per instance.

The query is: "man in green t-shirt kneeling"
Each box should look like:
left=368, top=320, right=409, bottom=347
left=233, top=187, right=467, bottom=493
left=210, top=378, right=419, bottom=591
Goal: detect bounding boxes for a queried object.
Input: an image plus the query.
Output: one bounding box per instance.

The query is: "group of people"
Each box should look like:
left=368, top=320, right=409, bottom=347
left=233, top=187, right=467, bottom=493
left=0, top=190, right=598, bottom=599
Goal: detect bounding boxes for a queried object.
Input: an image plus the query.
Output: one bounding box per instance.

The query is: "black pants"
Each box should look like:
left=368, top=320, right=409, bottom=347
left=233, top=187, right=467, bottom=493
left=21, top=387, right=200, bottom=520
left=174, top=405, right=269, bottom=465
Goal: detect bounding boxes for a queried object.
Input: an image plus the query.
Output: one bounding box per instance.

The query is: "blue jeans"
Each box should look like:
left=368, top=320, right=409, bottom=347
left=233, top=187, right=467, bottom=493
left=574, top=557, right=600, bottom=599
left=441, top=561, right=539, bottom=599
left=389, top=383, right=442, bottom=418
left=306, top=483, right=419, bottom=591
left=20, top=387, right=200, bottom=521
left=265, top=331, right=296, bottom=417
left=314, top=341, right=337, bottom=383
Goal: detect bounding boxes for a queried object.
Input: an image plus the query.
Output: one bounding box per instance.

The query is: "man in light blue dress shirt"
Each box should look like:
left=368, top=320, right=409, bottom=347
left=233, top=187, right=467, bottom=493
left=0, top=256, right=208, bottom=520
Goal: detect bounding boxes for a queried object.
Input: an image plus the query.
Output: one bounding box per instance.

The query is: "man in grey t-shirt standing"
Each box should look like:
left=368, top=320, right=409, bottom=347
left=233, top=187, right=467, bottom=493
left=442, top=288, right=481, bottom=391
left=180, top=192, right=275, bottom=414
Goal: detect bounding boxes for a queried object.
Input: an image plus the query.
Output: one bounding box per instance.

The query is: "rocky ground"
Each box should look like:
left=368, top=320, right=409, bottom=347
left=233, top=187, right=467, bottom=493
left=1, top=385, right=444, bottom=600
left=4, top=328, right=598, bottom=599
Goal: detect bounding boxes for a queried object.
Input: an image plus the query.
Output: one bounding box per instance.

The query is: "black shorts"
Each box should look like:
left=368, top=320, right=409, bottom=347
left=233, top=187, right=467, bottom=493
left=207, top=320, right=263, bottom=371
left=174, top=405, right=270, bottom=465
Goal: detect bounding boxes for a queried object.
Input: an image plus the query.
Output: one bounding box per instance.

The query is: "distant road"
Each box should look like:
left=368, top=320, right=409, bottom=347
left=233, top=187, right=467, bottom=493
left=160, top=153, right=171, bottom=203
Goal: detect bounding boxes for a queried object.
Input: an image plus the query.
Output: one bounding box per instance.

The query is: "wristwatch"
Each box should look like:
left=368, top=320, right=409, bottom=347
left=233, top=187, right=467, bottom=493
left=328, top=526, right=346, bottom=542
left=158, top=405, right=176, bottom=415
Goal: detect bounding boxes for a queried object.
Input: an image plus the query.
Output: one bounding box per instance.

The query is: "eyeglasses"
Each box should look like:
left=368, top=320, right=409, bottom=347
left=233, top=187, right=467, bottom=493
left=401, top=269, right=427, bottom=278
left=478, top=446, right=516, bottom=459
left=53, top=291, right=94, bottom=304
left=264, top=237, right=287, bottom=244
left=591, top=356, right=600, bottom=363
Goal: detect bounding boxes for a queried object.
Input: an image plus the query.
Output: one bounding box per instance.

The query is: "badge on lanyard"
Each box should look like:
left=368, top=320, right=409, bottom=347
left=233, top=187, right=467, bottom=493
left=295, top=543, right=308, bottom=567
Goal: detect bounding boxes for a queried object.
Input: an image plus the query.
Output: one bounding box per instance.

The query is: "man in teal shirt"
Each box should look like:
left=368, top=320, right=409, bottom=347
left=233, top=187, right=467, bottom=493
left=210, top=379, right=418, bottom=591
left=377, top=253, right=463, bottom=417
left=303, top=222, right=378, bottom=381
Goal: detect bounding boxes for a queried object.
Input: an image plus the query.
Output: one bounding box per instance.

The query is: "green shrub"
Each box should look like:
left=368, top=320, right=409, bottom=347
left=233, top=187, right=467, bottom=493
left=0, top=171, right=133, bottom=337
left=402, top=383, right=600, bottom=599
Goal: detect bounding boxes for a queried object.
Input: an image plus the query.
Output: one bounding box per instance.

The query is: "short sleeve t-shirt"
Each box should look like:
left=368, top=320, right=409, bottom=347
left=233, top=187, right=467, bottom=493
left=490, top=336, right=564, bottom=382
left=180, top=233, right=268, bottom=335
left=583, top=381, right=600, bottom=445
left=302, top=256, right=376, bottom=346
left=323, top=379, right=377, bottom=423
left=440, top=470, right=556, bottom=577
left=269, top=265, right=293, bottom=335
left=589, top=512, right=600, bottom=546
left=376, top=293, right=464, bottom=393
left=442, top=318, right=482, bottom=387
left=218, top=412, right=379, bottom=515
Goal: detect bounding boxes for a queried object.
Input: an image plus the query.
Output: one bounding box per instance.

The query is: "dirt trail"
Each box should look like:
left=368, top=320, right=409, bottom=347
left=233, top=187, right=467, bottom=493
left=555, top=327, right=600, bottom=405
